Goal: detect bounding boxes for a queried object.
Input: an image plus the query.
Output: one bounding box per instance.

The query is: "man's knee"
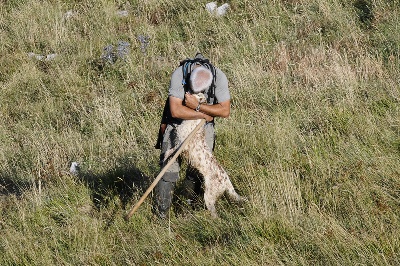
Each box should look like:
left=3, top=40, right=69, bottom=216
left=162, top=172, right=179, bottom=182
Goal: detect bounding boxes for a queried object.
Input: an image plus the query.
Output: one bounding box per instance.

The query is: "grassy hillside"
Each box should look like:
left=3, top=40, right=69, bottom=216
left=0, top=0, right=399, bottom=265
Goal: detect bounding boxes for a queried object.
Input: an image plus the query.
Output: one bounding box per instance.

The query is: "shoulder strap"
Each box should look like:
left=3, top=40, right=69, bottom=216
left=181, top=60, right=192, bottom=88
left=206, top=63, right=217, bottom=104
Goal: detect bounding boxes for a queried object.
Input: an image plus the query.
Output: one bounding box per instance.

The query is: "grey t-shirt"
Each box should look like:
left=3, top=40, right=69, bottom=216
left=168, top=65, right=230, bottom=104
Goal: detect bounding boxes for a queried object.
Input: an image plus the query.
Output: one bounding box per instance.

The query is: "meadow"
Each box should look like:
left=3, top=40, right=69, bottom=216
left=0, top=0, right=399, bottom=265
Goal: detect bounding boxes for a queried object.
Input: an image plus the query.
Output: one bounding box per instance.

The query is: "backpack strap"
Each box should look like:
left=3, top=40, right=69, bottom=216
left=181, top=60, right=192, bottom=91
left=205, top=63, right=217, bottom=104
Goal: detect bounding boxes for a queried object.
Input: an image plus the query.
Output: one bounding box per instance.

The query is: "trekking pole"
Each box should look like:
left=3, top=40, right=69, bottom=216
left=124, top=119, right=206, bottom=220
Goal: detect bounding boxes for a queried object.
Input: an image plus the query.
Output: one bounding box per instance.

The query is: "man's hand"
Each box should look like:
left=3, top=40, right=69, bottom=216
left=203, top=113, right=214, bottom=122
left=184, top=92, right=200, bottom=110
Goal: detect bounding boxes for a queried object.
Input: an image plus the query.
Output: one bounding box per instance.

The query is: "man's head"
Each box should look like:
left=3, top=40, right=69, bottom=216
left=189, top=66, right=213, bottom=94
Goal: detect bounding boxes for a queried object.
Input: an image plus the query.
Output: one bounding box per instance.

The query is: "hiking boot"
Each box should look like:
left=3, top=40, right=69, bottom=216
left=153, top=179, right=175, bottom=219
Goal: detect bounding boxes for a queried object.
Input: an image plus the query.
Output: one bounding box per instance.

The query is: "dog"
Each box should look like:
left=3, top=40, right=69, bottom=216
left=163, top=93, right=245, bottom=218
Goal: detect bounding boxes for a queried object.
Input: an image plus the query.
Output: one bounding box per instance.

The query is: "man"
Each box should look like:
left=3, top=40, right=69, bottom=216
left=153, top=53, right=230, bottom=218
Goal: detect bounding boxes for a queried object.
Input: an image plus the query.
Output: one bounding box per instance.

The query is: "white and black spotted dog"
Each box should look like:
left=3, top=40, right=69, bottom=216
left=163, top=92, right=245, bottom=218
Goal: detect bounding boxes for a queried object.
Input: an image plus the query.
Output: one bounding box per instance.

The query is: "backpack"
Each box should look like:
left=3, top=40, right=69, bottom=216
left=155, top=53, right=217, bottom=149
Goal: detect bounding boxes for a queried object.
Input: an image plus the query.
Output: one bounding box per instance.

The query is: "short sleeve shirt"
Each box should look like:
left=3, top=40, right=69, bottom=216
left=168, top=65, right=230, bottom=104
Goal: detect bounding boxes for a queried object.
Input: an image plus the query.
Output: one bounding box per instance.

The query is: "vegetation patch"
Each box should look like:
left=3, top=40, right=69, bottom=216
left=0, top=0, right=399, bottom=265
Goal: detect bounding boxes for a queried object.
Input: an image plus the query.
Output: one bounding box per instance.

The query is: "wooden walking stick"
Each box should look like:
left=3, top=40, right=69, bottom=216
left=125, top=119, right=206, bottom=220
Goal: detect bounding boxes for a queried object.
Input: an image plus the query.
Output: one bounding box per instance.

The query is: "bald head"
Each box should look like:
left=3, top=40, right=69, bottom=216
left=189, top=66, right=213, bottom=93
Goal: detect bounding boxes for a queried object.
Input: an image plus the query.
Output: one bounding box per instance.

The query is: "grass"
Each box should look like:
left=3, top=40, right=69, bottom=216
left=0, top=0, right=399, bottom=265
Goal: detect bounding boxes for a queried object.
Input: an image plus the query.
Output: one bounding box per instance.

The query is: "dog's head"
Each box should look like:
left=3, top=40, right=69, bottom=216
left=192, top=92, right=207, bottom=104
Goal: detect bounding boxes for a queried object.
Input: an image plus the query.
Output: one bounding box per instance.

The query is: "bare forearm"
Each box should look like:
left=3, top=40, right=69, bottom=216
left=169, top=96, right=213, bottom=121
left=184, top=93, right=230, bottom=118
left=172, top=105, right=210, bottom=120
left=197, top=102, right=230, bottom=118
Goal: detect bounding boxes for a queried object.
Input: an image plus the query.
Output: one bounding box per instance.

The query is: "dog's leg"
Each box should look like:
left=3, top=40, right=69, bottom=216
left=225, top=181, right=244, bottom=202
left=189, top=145, right=241, bottom=216
left=203, top=184, right=218, bottom=218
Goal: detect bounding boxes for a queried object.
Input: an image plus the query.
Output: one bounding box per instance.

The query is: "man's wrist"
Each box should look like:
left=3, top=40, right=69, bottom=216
left=195, top=103, right=201, bottom=112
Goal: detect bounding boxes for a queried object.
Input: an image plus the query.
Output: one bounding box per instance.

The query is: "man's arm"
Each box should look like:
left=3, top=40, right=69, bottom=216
left=169, top=96, right=214, bottom=122
left=184, top=93, right=230, bottom=118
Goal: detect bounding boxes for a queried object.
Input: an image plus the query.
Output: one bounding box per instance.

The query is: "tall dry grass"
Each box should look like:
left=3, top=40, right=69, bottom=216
left=1, top=0, right=399, bottom=265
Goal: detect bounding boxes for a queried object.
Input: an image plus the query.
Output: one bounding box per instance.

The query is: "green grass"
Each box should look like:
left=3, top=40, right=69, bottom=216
left=1, top=0, right=399, bottom=265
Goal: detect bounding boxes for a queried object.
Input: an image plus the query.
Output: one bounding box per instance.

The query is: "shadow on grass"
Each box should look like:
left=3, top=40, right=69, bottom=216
left=0, top=174, right=32, bottom=197
left=77, top=159, right=152, bottom=211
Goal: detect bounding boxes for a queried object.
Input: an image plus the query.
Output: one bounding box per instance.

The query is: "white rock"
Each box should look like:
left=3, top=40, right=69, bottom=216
left=206, top=2, right=217, bottom=13
left=28, top=52, right=44, bottom=60
left=216, top=3, right=230, bottom=16
left=70, top=162, right=80, bottom=175
left=64, top=10, right=78, bottom=20
left=117, top=10, right=129, bottom=17
left=45, top=53, right=58, bottom=61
